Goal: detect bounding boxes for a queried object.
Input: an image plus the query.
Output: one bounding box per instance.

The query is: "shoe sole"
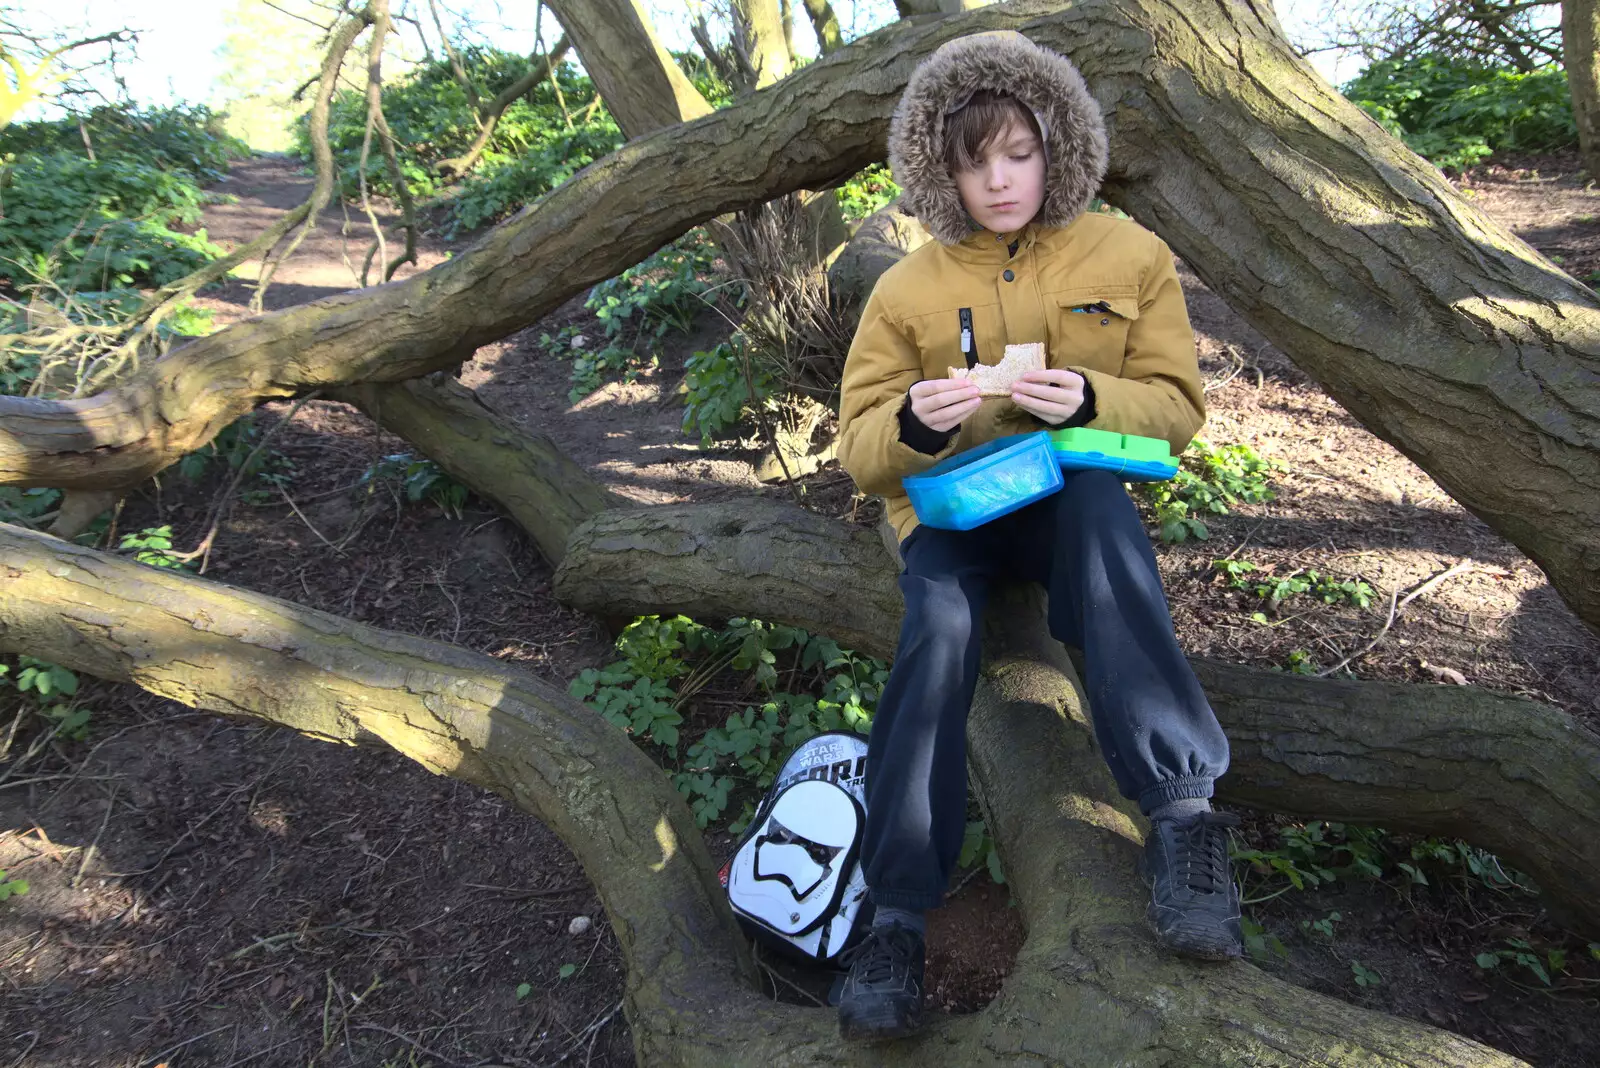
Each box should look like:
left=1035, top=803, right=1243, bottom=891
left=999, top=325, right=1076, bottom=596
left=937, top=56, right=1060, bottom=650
left=839, top=1003, right=923, bottom=1042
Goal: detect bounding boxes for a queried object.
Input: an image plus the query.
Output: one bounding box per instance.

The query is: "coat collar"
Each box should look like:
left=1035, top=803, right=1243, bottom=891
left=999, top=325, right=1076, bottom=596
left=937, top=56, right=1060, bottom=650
left=943, top=221, right=1049, bottom=264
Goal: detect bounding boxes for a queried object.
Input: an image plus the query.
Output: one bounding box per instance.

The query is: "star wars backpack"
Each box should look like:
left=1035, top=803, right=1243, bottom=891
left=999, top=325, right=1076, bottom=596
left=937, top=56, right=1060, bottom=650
left=720, top=731, right=873, bottom=964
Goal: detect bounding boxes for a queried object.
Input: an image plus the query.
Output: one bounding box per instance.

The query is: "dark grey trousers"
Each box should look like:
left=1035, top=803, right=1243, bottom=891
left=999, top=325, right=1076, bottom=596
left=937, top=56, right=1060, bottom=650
left=863, top=469, right=1230, bottom=910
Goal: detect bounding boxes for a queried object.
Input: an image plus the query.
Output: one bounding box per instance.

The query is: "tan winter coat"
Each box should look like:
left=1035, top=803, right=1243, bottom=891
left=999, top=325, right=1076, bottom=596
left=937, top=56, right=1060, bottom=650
left=838, top=32, right=1206, bottom=542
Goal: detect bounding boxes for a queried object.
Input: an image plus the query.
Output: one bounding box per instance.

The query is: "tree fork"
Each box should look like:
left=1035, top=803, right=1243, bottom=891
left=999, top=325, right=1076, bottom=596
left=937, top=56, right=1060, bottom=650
left=551, top=497, right=1600, bottom=933
left=0, top=525, right=1528, bottom=1065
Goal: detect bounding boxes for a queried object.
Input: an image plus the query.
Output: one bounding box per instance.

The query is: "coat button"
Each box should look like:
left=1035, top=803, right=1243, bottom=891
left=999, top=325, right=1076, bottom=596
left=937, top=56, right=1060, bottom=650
left=1003, top=269, right=1015, bottom=282
left=1101, top=317, right=1110, bottom=325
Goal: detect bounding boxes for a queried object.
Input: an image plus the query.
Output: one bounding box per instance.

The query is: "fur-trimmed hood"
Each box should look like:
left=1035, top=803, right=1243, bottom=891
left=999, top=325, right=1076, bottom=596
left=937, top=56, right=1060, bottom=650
left=888, top=31, right=1108, bottom=245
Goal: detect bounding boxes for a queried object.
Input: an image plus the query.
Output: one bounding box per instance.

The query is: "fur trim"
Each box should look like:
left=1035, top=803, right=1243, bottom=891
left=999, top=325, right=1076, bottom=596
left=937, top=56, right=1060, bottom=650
left=888, top=31, right=1108, bottom=245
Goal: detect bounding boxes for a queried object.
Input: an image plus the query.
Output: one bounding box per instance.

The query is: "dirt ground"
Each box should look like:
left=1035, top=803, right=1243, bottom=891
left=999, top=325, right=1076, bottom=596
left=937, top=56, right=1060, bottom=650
left=3, top=148, right=1598, bottom=1066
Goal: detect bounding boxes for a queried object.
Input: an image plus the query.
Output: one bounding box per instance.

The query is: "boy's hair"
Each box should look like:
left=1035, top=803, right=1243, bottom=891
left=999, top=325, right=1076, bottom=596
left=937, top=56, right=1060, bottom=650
left=942, top=89, right=1044, bottom=174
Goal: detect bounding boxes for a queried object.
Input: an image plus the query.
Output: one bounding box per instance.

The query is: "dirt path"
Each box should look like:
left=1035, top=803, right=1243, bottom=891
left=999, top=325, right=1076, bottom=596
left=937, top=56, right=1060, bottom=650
left=3, top=154, right=1600, bottom=1067
left=194, top=155, right=456, bottom=318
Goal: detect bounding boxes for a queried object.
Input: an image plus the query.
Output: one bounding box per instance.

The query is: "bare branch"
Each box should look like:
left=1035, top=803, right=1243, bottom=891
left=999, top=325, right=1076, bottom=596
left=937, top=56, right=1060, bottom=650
left=252, top=12, right=371, bottom=312
left=425, top=0, right=481, bottom=116
left=435, top=36, right=573, bottom=177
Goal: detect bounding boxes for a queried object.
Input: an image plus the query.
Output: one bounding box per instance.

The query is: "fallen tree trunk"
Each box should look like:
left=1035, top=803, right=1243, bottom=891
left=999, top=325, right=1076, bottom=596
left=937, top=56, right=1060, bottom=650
left=4, top=0, right=1599, bottom=632
left=0, top=523, right=1529, bottom=1065
left=552, top=496, right=1600, bottom=933
left=330, top=377, right=625, bottom=565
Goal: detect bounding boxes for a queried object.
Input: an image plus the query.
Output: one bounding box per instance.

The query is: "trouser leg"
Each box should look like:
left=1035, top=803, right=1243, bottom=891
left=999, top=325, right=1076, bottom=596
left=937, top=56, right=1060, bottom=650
left=1017, top=469, right=1230, bottom=813
left=861, top=525, right=994, bottom=910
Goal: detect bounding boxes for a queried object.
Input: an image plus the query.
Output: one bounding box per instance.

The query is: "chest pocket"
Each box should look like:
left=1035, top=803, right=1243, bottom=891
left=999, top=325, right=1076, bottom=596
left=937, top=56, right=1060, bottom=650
left=1048, top=285, right=1140, bottom=377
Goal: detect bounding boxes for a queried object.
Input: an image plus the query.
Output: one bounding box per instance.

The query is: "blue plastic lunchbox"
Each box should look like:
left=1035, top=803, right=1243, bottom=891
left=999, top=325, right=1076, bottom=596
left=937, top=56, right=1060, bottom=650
left=902, top=432, right=1064, bottom=531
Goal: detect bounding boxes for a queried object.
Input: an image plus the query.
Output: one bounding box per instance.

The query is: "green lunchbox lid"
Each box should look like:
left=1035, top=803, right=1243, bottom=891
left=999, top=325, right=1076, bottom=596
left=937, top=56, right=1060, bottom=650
left=1049, top=427, right=1175, bottom=465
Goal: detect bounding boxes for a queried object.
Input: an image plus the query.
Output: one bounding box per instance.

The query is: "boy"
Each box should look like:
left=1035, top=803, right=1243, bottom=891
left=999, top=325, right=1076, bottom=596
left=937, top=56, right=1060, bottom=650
left=834, top=32, right=1240, bottom=1041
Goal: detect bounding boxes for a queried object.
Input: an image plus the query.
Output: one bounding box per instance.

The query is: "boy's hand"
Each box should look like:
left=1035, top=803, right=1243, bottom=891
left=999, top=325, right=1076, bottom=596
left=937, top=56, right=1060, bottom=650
left=1011, top=369, right=1087, bottom=425
left=908, top=378, right=982, bottom=433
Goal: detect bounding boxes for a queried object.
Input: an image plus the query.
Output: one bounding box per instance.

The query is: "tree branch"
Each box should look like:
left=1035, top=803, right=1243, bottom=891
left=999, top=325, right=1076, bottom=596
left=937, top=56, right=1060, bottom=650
left=435, top=35, right=574, bottom=178
left=252, top=11, right=371, bottom=312
left=550, top=497, right=1600, bottom=934
left=0, top=523, right=1529, bottom=1065
left=362, top=0, right=418, bottom=283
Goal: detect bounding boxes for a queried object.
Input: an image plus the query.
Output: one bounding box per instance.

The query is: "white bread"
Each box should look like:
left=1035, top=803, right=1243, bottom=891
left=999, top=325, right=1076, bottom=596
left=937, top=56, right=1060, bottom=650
left=949, top=342, right=1045, bottom=396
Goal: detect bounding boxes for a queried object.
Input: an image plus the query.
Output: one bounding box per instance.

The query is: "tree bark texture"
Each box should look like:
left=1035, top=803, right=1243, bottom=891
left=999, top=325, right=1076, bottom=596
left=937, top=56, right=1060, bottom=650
left=543, top=0, right=712, bottom=138
left=800, top=0, right=844, bottom=54
left=0, top=524, right=1531, bottom=1066
left=1563, top=0, right=1600, bottom=180
left=3, top=0, right=1599, bottom=631
left=732, top=0, right=795, bottom=87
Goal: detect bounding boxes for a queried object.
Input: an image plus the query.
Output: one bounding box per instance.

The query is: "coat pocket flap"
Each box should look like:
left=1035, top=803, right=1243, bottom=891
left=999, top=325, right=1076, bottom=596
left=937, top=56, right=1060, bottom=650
left=1053, top=286, right=1141, bottom=322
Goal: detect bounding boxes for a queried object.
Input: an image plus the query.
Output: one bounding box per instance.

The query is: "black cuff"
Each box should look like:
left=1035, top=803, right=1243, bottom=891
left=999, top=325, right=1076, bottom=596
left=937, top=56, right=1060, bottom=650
left=1057, top=377, right=1097, bottom=429
left=897, top=393, right=957, bottom=455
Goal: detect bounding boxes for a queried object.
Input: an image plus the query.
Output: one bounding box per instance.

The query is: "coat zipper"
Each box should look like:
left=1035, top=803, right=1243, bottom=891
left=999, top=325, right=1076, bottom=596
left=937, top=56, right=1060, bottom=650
left=959, top=308, right=977, bottom=368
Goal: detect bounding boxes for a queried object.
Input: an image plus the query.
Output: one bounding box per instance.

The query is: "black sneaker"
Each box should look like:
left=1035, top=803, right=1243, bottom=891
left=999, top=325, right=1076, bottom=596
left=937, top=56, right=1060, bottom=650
left=1138, top=810, right=1243, bottom=961
left=837, top=922, right=926, bottom=1041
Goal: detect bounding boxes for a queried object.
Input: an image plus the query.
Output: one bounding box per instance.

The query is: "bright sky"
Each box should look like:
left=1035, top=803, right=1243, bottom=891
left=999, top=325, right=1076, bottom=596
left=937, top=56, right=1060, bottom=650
left=13, top=0, right=1360, bottom=114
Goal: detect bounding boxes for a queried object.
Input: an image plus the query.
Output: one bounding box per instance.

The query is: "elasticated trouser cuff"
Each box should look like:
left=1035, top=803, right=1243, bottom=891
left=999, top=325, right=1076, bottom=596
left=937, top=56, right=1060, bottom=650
left=1138, top=775, right=1215, bottom=815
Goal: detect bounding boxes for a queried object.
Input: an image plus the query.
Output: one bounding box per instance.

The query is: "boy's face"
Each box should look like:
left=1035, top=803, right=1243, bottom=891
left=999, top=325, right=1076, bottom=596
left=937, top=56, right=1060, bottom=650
left=950, top=119, right=1047, bottom=234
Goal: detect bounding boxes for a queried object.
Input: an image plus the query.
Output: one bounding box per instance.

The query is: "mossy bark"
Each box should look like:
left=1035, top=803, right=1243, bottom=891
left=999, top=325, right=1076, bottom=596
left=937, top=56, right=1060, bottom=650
left=553, top=497, right=1600, bottom=936
left=0, top=525, right=1531, bottom=1065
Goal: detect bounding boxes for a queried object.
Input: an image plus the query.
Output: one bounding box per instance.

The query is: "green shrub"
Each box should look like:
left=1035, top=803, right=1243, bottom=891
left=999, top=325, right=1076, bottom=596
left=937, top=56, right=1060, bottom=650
left=357, top=452, right=469, bottom=518
left=1213, top=559, right=1376, bottom=611
left=119, top=525, right=188, bottom=569
left=0, top=104, right=247, bottom=180
left=4, top=655, right=91, bottom=742
left=682, top=337, right=774, bottom=446
left=301, top=46, right=626, bottom=233
left=0, top=486, right=60, bottom=525
left=1136, top=440, right=1281, bottom=543
left=568, top=614, right=887, bottom=830
left=554, top=232, right=718, bottom=402
left=1343, top=55, right=1576, bottom=171
left=0, top=152, right=223, bottom=287
left=445, top=118, right=624, bottom=233
left=836, top=163, right=900, bottom=221
left=0, top=106, right=243, bottom=288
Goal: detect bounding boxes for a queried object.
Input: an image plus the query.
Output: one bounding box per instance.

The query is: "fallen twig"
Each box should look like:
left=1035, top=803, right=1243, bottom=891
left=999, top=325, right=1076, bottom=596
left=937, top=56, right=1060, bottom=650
left=175, top=391, right=322, bottom=575
left=70, top=782, right=118, bottom=889
left=1315, top=559, right=1476, bottom=677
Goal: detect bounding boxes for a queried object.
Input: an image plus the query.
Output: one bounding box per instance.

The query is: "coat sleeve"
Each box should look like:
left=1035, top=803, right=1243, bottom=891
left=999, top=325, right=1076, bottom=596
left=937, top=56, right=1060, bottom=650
left=1069, top=235, right=1206, bottom=452
left=837, top=284, right=962, bottom=497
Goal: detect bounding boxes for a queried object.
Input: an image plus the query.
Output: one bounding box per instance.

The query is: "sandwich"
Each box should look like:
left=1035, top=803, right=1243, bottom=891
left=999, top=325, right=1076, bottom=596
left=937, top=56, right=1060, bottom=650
left=949, top=342, right=1045, bottom=396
